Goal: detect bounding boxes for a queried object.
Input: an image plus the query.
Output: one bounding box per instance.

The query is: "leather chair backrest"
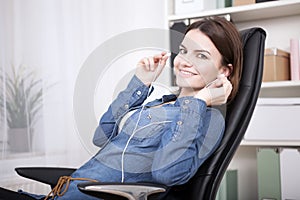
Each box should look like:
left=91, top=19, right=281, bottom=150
left=163, top=27, right=266, bottom=200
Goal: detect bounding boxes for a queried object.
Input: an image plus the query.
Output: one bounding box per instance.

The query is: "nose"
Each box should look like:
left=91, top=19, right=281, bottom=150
left=176, top=54, right=193, bottom=67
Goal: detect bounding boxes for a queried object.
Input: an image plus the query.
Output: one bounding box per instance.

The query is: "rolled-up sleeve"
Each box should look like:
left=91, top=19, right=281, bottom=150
left=93, top=75, right=150, bottom=147
left=151, top=97, right=225, bottom=186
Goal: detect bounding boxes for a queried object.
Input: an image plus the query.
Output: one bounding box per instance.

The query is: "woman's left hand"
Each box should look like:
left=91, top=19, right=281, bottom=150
left=195, top=74, right=233, bottom=106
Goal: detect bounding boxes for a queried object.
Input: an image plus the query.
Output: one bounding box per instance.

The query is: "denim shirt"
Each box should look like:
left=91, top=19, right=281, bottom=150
left=22, top=75, right=225, bottom=200
left=90, top=75, right=224, bottom=183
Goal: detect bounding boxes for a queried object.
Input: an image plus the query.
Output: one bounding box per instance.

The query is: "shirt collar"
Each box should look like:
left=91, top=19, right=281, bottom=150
left=144, top=94, right=177, bottom=107
left=161, top=94, right=177, bottom=103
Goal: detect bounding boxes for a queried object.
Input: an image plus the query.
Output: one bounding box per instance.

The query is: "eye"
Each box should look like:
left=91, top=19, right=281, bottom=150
left=179, top=47, right=187, bottom=54
left=196, top=53, right=208, bottom=60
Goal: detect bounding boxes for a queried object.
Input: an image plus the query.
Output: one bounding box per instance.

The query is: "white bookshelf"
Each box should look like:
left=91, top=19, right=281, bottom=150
left=261, top=80, right=300, bottom=88
left=241, top=140, right=300, bottom=147
left=167, top=1, right=300, bottom=199
left=168, top=0, right=300, bottom=142
left=259, top=81, right=300, bottom=98
left=168, top=0, right=300, bottom=22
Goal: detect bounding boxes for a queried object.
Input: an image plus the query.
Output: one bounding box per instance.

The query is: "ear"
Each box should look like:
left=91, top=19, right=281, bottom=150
left=220, top=64, right=233, bottom=77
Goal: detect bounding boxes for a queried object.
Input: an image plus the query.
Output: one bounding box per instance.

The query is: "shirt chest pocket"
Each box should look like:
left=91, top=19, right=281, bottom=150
left=120, top=109, right=173, bottom=142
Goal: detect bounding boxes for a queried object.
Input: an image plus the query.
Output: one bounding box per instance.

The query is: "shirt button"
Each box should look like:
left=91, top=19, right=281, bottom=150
left=177, top=121, right=183, bottom=125
left=147, top=114, right=151, bottom=119
left=124, top=104, right=129, bottom=109
left=184, top=99, right=190, bottom=104
left=136, top=91, right=142, bottom=95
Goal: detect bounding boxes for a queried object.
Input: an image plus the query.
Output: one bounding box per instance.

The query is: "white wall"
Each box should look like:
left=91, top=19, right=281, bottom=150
left=237, top=15, right=300, bottom=52
left=0, top=0, right=168, bottom=191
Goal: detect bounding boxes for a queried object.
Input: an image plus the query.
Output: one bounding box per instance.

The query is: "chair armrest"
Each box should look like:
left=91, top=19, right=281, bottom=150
left=77, top=182, right=168, bottom=200
left=15, top=167, right=76, bottom=188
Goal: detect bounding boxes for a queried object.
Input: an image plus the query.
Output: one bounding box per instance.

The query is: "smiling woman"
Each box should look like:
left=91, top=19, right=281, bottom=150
left=173, top=17, right=242, bottom=106
left=181, top=17, right=243, bottom=103
left=0, top=16, right=243, bottom=200
left=174, top=30, right=222, bottom=92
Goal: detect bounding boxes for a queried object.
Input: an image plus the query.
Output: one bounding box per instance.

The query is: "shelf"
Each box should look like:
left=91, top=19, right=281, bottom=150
left=241, top=139, right=300, bottom=148
left=259, top=81, right=300, bottom=98
left=168, top=0, right=300, bottom=22
left=261, top=80, right=300, bottom=88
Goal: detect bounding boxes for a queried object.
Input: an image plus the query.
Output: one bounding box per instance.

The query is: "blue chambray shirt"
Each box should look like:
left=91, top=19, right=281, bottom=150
left=22, top=75, right=225, bottom=200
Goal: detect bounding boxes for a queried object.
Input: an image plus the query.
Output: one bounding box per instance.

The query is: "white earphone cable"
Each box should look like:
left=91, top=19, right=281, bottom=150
left=120, top=59, right=165, bottom=182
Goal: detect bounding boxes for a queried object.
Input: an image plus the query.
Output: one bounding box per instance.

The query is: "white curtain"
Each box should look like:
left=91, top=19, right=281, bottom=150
left=0, top=0, right=167, bottom=188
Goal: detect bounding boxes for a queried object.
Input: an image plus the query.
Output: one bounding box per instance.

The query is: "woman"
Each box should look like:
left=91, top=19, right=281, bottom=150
left=0, top=16, right=242, bottom=200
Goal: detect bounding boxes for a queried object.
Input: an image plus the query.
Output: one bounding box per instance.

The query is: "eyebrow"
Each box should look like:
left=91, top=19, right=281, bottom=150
left=180, top=44, right=211, bottom=55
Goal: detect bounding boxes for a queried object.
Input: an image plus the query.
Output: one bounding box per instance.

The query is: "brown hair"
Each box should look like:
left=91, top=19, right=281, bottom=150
left=185, top=16, right=243, bottom=102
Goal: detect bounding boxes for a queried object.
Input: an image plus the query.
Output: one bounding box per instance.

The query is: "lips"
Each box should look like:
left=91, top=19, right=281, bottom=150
left=179, top=69, right=197, bottom=77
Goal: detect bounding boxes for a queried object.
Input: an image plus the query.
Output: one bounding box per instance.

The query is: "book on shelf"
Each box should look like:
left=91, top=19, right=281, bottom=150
left=216, top=169, right=238, bottom=200
left=257, top=148, right=300, bottom=200
left=257, top=148, right=281, bottom=200
left=290, top=38, right=300, bottom=81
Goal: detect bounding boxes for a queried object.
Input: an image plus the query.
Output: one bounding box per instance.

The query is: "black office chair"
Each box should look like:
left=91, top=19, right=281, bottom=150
left=15, top=27, right=266, bottom=200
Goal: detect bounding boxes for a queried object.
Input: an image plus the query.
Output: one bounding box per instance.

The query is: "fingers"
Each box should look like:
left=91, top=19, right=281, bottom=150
left=160, top=52, right=171, bottom=66
left=138, top=52, right=170, bottom=72
left=154, top=52, right=170, bottom=69
left=149, top=57, right=155, bottom=71
left=206, top=74, right=225, bottom=88
left=141, top=57, right=150, bottom=71
left=219, top=75, right=233, bottom=95
left=196, top=75, right=233, bottom=106
left=135, top=52, right=170, bottom=85
left=207, top=74, right=231, bottom=88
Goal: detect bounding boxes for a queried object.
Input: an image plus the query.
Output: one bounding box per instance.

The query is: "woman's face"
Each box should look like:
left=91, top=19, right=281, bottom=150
left=174, top=29, right=224, bottom=92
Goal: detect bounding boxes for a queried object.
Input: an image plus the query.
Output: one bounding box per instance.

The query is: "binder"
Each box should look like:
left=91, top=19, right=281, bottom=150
left=257, top=148, right=300, bottom=200
left=279, top=149, right=300, bottom=200
left=257, top=148, right=281, bottom=200
left=216, top=169, right=238, bottom=200
left=290, top=38, right=300, bottom=80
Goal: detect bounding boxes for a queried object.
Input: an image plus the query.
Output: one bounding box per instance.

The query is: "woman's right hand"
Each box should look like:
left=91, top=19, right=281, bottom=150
left=195, top=74, right=233, bottom=106
left=135, top=52, right=169, bottom=86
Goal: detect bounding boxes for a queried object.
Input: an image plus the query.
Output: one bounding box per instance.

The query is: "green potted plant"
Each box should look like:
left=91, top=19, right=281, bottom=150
left=0, top=65, right=43, bottom=152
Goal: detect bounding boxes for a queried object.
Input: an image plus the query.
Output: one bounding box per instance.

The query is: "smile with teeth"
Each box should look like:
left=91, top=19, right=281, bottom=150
left=179, top=69, right=197, bottom=77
